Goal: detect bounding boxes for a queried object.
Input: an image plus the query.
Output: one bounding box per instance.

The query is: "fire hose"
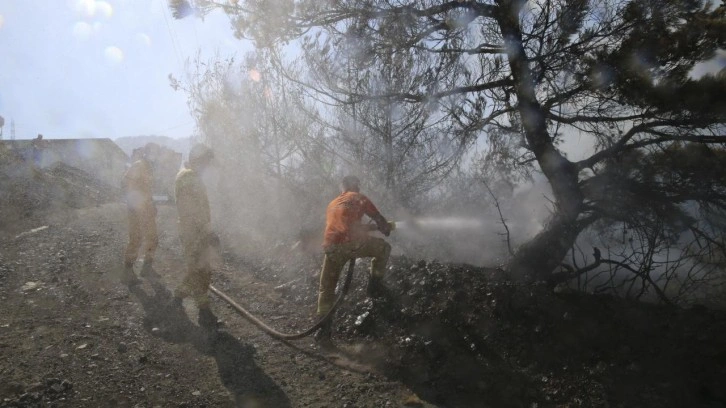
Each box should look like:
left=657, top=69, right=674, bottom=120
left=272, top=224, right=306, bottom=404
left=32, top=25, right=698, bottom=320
left=209, top=258, right=356, bottom=340
left=207, top=221, right=394, bottom=341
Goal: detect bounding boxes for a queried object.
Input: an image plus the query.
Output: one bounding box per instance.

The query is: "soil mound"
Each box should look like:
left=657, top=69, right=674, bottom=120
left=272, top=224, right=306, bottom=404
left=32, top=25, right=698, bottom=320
left=322, top=257, right=726, bottom=407
left=0, top=155, right=120, bottom=232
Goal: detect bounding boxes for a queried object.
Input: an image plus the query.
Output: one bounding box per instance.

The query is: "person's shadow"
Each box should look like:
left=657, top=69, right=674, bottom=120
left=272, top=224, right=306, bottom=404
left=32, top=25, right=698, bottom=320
left=129, top=280, right=291, bottom=408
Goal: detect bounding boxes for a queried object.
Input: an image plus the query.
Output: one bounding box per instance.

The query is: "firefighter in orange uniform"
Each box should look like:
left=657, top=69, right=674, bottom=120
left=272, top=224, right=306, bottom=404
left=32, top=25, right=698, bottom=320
left=315, top=175, right=392, bottom=344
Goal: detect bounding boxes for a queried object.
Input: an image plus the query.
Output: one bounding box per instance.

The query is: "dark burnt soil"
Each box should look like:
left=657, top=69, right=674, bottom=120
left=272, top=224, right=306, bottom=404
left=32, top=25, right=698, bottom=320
left=1, top=202, right=725, bottom=408
left=240, top=253, right=726, bottom=408
left=335, top=261, right=726, bottom=407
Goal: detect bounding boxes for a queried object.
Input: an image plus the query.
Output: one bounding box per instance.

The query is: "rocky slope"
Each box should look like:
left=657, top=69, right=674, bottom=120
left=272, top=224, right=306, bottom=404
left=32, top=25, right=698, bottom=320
left=1, top=166, right=725, bottom=407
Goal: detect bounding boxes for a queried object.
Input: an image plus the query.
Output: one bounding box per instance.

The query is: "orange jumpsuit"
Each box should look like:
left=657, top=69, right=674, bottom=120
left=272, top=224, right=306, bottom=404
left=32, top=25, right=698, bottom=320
left=317, top=192, right=391, bottom=315
left=173, top=167, right=216, bottom=307
left=122, top=158, right=158, bottom=266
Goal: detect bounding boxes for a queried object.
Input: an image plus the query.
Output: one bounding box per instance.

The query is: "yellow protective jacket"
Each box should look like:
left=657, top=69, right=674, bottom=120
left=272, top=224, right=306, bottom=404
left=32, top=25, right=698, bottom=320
left=122, top=159, right=154, bottom=212
left=175, top=167, right=211, bottom=247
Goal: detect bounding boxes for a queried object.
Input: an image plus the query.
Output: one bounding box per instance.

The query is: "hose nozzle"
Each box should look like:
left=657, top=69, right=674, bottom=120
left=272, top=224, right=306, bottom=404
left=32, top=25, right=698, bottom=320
left=366, top=221, right=397, bottom=232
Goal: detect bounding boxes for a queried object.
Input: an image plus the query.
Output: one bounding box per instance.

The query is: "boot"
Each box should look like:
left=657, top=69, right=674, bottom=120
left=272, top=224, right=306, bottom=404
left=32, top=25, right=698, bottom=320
left=314, top=318, right=334, bottom=349
left=366, top=277, right=387, bottom=299
left=196, top=307, right=219, bottom=351
left=168, top=296, right=183, bottom=310
left=198, top=307, right=221, bottom=330
left=163, top=296, right=186, bottom=333
left=140, top=260, right=158, bottom=279
left=120, top=263, right=140, bottom=286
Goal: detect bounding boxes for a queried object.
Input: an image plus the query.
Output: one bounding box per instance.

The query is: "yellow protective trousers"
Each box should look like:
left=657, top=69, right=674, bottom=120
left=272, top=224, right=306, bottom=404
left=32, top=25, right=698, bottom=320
left=174, top=236, right=216, bottom=308
left=317, top=237, right=391, bottom=315
left=124, top=207, right=158, bottom=266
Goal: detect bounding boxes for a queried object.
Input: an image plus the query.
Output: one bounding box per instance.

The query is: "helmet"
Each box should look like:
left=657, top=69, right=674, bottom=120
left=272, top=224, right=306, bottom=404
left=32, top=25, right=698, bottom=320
left=341, top=175, right=360, bottom=191
left=143, top=142, right=161, bottom=158
left=189, top=143, right=214, bottom=166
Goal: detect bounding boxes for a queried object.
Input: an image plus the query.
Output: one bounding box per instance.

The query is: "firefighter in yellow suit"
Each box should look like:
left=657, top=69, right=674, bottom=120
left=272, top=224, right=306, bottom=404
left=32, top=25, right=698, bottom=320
left=171, top=144, right=220, bottom=328
left=121, top=143, right=160, bottom=285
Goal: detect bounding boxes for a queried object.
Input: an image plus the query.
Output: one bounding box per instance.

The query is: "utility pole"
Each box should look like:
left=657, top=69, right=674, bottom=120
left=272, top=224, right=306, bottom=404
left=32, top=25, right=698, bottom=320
left=0, top=115, right=4, bottom=140
left=11, top=118, right=16, bottom=140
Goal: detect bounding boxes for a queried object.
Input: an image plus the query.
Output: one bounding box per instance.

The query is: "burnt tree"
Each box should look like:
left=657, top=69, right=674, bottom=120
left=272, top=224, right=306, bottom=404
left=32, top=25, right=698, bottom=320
left=172, top=0, right=726, bottom=282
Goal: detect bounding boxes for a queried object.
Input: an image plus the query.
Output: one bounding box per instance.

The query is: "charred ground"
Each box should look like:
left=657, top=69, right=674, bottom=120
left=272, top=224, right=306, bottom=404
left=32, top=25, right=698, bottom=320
left=1, top=159, right=725, bottom=407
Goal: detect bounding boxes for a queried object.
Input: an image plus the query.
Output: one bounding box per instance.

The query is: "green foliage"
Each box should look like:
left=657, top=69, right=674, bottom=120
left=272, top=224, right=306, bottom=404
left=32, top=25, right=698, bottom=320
left=585, top=0, right=726, bottom=116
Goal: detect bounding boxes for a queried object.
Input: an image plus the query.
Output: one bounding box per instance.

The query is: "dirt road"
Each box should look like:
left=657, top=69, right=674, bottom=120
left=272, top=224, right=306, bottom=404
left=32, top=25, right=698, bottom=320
left=2, top=203, right=726, bottom=408
left=0, top=204, right=424, bottom=407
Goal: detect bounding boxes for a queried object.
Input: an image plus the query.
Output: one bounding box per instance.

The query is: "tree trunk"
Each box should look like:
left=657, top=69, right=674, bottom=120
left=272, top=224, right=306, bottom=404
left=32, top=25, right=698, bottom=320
left=507, top=214, right=583, bottom=281
left=496, top=0, right=584, bottom=281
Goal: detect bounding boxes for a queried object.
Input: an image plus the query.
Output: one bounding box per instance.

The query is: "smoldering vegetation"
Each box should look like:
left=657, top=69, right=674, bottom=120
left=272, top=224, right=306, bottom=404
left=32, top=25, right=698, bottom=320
left=2, top=0, right=726, bottom=406
left=164, top=0, right=726, bottom=308
left=177, top=58, right=726, bottom=309
left=213, top=247, right=726, bottom=407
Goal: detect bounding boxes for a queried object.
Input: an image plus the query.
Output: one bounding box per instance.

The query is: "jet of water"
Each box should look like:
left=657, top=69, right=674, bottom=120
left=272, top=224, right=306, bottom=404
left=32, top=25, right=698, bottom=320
left=394, top=217, right=485, bottom=231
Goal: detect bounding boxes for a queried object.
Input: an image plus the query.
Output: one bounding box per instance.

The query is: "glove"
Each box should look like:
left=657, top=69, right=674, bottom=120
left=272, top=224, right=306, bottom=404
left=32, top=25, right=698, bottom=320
left=377, top=219, right=391, bottom=237
left=207, top=232, right=221, bottom=248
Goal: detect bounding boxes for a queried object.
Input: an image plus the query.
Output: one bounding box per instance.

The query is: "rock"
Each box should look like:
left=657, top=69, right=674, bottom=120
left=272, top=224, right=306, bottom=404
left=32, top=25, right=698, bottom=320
left=1, top=381, right=25, bottom=396
left=354, top=312, right=370, bottom=326
left=21, top=281, right=41, bottom=292
left=45, top=378, right=61, bottom=387
left=26, top=382, right=43, bottom=393
left=19, top=392, right=41, bottom=402
left=117, top=342, right=128, bottom=353
left=402, top=393, right=424, bottom=406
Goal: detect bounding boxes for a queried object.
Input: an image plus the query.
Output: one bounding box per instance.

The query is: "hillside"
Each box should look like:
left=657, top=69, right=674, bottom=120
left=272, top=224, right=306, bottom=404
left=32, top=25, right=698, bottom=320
left=0, top=174, right=725, bottom=407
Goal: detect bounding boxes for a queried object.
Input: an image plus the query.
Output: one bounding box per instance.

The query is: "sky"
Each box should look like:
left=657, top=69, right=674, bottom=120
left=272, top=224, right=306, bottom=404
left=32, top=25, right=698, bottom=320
left=0, top=0, right=250, bottom=140
left=2, top=1, right=722, bottom=143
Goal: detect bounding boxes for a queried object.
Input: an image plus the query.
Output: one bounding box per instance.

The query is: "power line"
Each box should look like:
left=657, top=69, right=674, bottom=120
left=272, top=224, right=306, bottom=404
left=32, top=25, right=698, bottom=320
left=161, top=3, right=185, bottom=71
left=161, top=2, right=198, bottom=134
left=152, top=120, right=196, bottom=135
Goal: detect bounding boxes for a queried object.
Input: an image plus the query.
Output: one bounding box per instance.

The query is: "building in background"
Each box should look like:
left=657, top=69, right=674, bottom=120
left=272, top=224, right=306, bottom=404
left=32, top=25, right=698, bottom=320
left=1, top=138, right=128, bottom=187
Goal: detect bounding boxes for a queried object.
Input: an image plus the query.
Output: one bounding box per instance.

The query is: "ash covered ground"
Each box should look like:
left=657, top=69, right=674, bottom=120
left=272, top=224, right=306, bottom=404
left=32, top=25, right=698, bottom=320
left=1, top=156, right=725, bottom=407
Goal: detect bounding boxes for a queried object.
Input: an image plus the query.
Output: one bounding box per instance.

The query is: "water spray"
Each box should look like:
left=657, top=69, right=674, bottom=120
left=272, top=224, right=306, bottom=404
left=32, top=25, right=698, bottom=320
left=383, top=217, right=485, bottom=233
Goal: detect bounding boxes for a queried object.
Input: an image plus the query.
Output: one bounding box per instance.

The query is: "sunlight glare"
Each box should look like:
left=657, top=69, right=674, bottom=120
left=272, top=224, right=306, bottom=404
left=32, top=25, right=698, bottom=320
left=136, top=33, right=152, bottom=48
left=248, top=69, right=262, bottom=82
left=72, top=21, right=93, bottom=40
left=96, top=1, right=113, bottom=18
left=76, top=0, right=97, bottom=18
left=104, top=46, right=124, bottom=64
left=74, top=0, right=112, bottom=19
